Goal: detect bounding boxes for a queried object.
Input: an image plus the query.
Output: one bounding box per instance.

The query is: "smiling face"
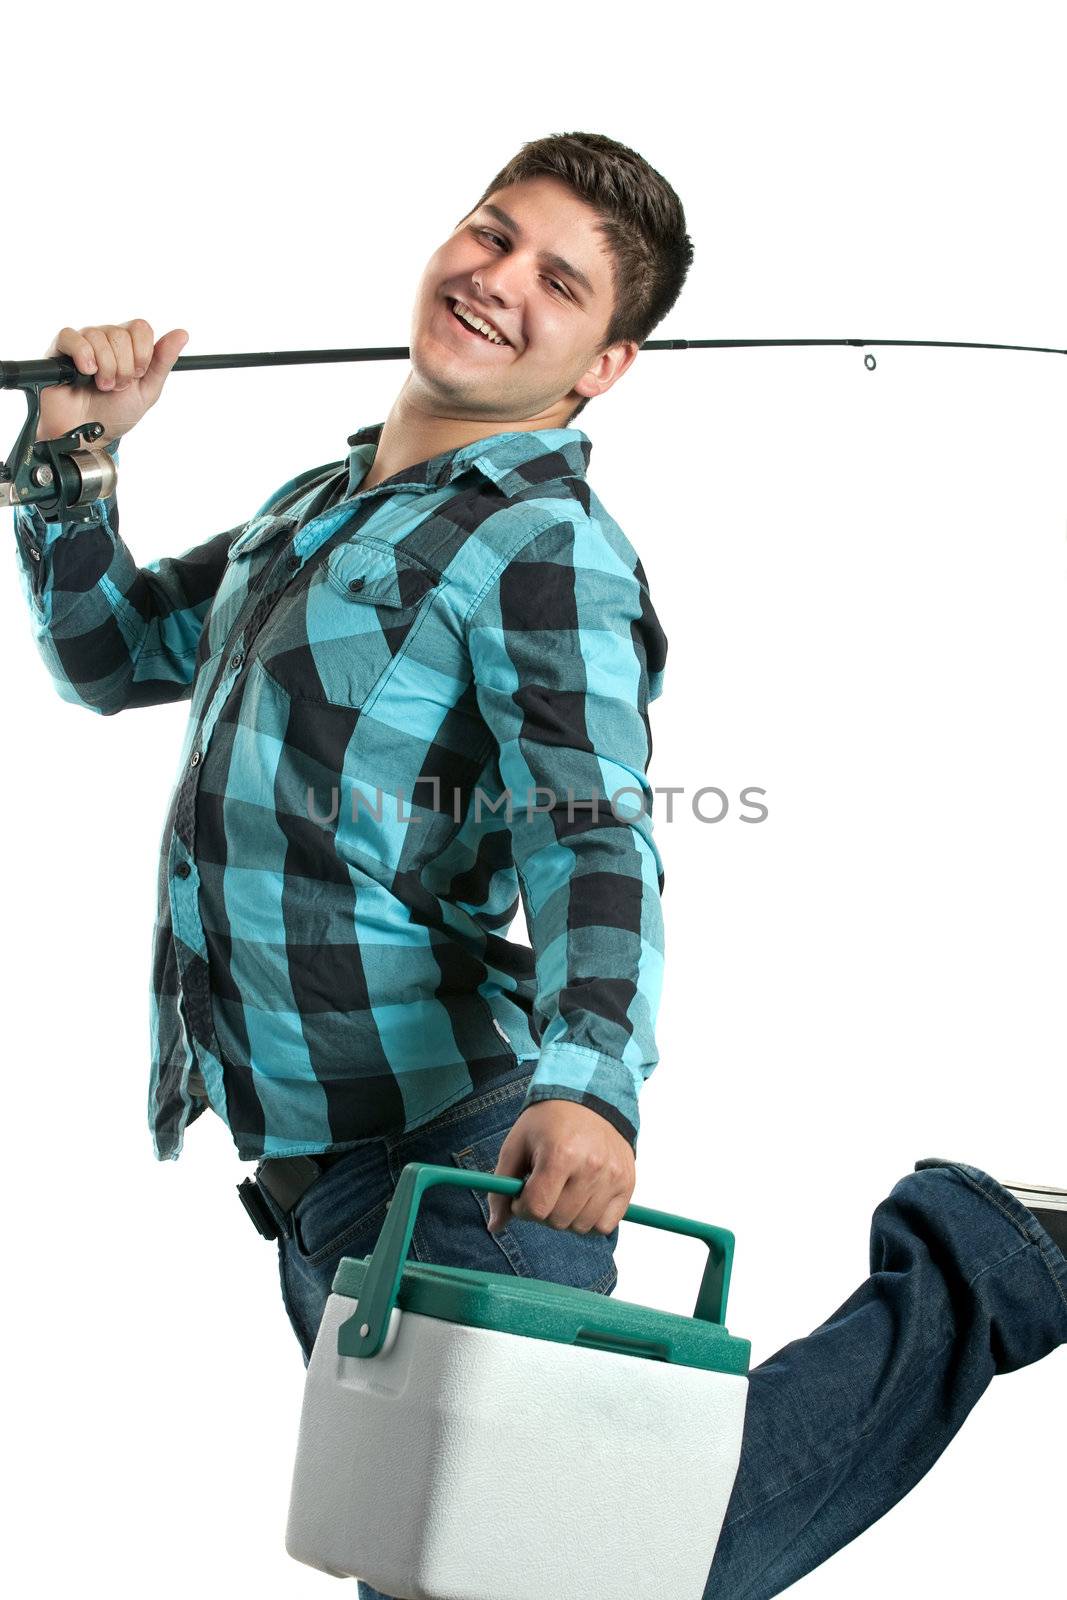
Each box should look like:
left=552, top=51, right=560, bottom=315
left=406, top=174, right=640, bottom=428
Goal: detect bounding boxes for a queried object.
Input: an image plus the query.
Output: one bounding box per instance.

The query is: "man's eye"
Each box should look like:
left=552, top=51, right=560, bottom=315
left=475, top=228, right=569, bottom=298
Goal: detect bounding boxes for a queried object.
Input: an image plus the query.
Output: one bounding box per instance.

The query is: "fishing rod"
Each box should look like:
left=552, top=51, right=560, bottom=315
left=2, top=335, right=1065, bottom=521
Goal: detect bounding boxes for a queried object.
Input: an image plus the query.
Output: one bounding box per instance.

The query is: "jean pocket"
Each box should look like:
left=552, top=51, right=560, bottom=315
left=290, top=1151, right=392, bottom=1268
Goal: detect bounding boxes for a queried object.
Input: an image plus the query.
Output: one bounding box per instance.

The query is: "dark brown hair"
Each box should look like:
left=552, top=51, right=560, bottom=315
left=466, top=130, right=694, bottom=422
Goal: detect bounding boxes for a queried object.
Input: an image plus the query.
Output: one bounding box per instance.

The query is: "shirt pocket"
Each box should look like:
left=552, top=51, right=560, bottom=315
left=226, top=512, right=296, bottom=561
left=258, top=535, right=446, bottom=711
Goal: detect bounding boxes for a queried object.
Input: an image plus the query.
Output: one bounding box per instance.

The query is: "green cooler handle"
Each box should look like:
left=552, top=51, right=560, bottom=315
left=337, top=1161, right=735, bottom=1360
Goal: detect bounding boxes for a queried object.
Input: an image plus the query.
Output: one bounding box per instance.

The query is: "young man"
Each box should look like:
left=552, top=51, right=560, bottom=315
left=12, top=131, right=1065, bottom=1599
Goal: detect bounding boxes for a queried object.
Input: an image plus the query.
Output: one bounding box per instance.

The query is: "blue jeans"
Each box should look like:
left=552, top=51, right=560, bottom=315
left=259, top=1061, right=1067, bottom=1600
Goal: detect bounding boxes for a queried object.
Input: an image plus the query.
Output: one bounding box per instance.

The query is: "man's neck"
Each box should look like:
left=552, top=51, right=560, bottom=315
left=359, top=380, right=575, bottom=492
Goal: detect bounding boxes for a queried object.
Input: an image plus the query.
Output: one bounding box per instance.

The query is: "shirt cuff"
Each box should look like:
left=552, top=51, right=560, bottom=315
left=518, top=1041, right=644, bottom=1152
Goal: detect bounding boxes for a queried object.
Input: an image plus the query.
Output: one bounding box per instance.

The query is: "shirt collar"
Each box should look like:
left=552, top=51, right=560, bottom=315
left=345, top=420, right=593, bottom=499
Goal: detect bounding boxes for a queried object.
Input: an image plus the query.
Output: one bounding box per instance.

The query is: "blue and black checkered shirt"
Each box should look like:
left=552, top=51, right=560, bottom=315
left=13, top=420, right=667, bottom=1161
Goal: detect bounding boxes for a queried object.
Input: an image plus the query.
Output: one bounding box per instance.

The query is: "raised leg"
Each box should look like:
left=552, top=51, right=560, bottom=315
left=702, top=1156, right=1067, bottom=1598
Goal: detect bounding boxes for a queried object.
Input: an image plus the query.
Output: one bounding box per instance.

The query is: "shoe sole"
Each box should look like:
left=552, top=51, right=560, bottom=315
left=1000, top=1181, right=1067, bottom=1212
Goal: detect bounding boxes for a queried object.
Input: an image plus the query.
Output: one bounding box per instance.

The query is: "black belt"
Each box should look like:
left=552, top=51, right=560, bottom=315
left=236, top=1149, right=352, bottom=1241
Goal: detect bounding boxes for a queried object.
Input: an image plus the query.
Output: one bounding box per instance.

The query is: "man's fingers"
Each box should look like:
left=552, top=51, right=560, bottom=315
left=507, top=1150, right=571, bottom=1227
left=51, top=326, right=98, bottom=375
left=570, top=1186, right=628, bottom=1234
left=487, top=1131, right=532, bottom=1231
left=81, top=327, right=116, bottom=388
left=46, top=320, right=185, bottom=398
left=138, top=329, right=189, bottom=404
left=123, top=317, right=155, bottom=378
left=146, top=327, right=188, bottom=379
left=106, top=326, right=136, bottom=389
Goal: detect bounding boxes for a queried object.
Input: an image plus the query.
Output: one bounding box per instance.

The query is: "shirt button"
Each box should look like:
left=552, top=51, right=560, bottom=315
left=287, top=554, right=300, bottom=570
left=229, top=652, right=243, bottom=670
left=190, top=751, right=201, bottom=767
left=175, top=862, right=191, bottom=879
left=28, top=545, right=41, bottom=562
left=348, top=577, right=365, bottom=592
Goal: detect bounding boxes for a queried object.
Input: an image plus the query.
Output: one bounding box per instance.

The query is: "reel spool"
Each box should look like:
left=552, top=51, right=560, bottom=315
left=0, top=381, right=117, bottom=523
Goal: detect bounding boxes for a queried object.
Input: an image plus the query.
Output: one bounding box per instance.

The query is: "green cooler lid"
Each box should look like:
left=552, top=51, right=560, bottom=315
left=332, top=1253, right=750, bottom=1375
left=332, top=1163, right=750, bottom=1376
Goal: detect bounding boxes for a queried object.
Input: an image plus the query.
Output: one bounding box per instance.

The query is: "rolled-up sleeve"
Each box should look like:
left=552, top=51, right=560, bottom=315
left=466, top=515, right=668, bottom=1150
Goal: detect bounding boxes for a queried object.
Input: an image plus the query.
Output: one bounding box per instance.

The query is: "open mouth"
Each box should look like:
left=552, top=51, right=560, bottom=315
left=446, top=297, right=511, bottom=350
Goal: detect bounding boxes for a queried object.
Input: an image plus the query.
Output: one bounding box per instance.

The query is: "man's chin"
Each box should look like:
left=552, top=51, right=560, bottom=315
left=410, top=351, right=512, bottom=410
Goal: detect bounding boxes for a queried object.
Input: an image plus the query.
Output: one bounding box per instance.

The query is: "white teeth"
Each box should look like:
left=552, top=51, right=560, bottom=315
left=452, top=300, right=507, bottom=345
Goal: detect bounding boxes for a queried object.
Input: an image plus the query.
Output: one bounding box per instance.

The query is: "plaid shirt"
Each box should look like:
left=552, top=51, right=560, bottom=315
left=12, top=420, right=668, bottom=1161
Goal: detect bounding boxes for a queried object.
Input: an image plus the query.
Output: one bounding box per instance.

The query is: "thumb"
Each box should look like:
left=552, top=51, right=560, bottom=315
left=141, top=328, right=189, bottom=400
left=486, top=1141, right=528, bottom=1234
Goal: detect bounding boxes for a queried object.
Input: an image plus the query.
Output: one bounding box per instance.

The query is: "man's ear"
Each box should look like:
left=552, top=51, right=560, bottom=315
left=573, top=339, right=640, bottom=404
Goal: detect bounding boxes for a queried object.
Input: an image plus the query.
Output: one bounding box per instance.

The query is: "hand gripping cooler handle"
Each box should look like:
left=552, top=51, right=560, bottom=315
left=337, top=1161, right=736, bottom=1359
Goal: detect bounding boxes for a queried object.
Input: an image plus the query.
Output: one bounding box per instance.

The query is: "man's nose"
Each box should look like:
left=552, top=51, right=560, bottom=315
left=473, top=253, right=526, bottom=307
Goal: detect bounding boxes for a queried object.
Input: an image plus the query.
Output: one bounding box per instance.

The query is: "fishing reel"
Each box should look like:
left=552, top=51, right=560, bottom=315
left=0, top=370, right=116, bottom=522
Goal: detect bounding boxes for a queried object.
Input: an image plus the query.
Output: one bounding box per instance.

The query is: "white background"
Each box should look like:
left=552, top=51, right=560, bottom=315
left=3, top=2, right=1064, bottom=1595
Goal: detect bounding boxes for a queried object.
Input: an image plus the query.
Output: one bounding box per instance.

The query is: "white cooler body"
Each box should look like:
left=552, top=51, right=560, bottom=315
left=286, top=1288, right=749, bottom=1600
